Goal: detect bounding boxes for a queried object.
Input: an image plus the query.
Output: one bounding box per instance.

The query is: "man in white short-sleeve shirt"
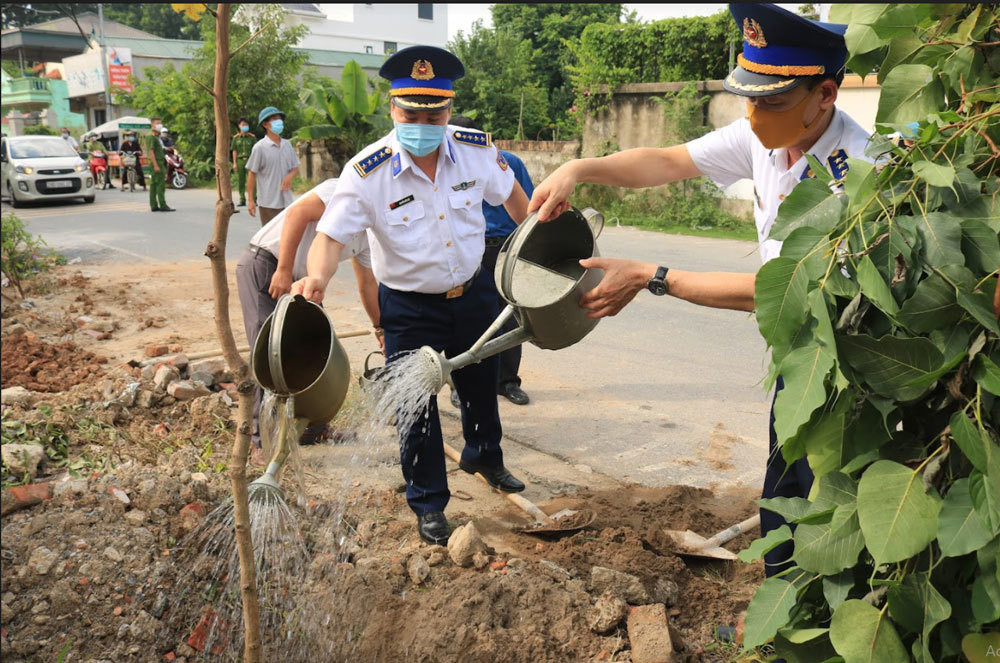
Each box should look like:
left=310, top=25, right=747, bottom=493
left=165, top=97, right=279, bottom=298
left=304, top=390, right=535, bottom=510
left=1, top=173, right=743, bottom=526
left=236, top=178, right=379, bottom=452
left=527, top=3, right=873, bottom=579
left=291, top=46, right=530, bottom=546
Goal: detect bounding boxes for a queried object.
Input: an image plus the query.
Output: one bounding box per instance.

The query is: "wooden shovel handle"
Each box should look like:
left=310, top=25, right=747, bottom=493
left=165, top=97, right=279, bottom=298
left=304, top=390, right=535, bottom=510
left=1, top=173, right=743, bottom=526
left=697, top=514, right=761, bottom=551
left=442, top=441, right=553, bottom=525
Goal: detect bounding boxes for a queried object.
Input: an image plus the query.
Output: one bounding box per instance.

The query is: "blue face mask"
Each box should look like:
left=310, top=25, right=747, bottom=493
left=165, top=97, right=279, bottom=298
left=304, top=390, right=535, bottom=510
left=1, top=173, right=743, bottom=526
left=269, top=119, right=284, bottom=136
left=239, top=125, right=249, bottom=133
left=395, top=122, right=445, bottom=157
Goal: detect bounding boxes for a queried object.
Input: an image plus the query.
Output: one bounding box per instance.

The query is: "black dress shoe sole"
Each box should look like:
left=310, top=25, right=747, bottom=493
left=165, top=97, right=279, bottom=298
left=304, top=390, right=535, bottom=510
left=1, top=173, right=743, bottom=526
left=418, top=529, right=451, bottom=546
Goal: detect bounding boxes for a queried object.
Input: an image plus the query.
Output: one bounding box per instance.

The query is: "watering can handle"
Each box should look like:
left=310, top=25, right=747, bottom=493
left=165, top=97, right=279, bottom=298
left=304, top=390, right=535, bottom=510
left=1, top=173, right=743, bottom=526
left=582, top=207, right=604, bottom=239
left=363, top=350, right=384, bottom=373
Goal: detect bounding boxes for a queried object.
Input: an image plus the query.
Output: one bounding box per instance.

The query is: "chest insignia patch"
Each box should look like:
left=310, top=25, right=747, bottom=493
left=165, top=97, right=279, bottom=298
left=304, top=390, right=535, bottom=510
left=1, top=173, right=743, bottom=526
left=452, top=130, right=491, bottom=147
left=496, top=151, right=509, bottom=171
left=353, top=147, right=393, bottom=179
left=389, top=194, right=414, bottom=210
left=827, top=149, right=849, bottom=181
left=452, top=180, right=477, bottom=191
left=391, top=153, right=401, bottom=177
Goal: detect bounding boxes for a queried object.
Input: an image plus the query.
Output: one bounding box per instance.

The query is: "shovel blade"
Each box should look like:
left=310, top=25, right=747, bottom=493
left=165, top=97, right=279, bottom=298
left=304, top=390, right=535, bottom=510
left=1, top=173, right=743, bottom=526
left=663, top=528, right=738, bottom=561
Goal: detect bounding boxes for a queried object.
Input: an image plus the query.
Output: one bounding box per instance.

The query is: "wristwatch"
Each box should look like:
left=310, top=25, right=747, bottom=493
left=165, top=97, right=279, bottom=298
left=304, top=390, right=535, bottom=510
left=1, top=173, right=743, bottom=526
left=647, top=266, right=669, bottom=296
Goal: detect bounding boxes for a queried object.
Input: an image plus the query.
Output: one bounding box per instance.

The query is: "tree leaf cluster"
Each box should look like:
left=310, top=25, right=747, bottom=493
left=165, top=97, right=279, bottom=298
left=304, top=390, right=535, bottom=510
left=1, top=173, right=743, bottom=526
left=117, top=5, right=309, bottom=182
left=741, top=5, right=1000, bottom=662
left=1, top=3, right=201, bottom=40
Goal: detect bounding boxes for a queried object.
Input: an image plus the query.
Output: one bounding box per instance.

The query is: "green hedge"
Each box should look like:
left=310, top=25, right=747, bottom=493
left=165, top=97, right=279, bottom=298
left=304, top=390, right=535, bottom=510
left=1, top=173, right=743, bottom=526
left=568, top=12, right=740, bottom=111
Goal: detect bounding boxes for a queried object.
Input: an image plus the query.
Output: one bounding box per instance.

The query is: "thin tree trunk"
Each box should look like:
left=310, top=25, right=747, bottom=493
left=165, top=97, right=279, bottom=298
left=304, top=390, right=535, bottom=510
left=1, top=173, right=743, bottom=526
left=202, top=4, right=262, bottom=662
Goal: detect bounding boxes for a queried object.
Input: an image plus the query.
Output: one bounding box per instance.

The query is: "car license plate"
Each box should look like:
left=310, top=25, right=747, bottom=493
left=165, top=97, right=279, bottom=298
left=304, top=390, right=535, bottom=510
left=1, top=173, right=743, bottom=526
left=46, top=180, right=73, bottom=189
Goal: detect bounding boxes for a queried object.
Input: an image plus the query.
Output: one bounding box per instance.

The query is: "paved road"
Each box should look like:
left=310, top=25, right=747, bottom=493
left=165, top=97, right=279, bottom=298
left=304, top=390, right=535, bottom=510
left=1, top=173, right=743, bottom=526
left=5, top=188, right=771, bottom=492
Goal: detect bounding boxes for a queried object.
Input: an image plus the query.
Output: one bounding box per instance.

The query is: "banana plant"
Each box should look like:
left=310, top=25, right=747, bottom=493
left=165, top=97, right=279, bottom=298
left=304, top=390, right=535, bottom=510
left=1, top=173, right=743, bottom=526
left=296, top=60, right=393, bottom=155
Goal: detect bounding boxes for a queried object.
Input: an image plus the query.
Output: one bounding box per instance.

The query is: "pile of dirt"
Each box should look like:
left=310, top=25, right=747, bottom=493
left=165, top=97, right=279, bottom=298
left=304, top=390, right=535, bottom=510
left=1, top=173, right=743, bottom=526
left=1, top=334, right=107, bottom=393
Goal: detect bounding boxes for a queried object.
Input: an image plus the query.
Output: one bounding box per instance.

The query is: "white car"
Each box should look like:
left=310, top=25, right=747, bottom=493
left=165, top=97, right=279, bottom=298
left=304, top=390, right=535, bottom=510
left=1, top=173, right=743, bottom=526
left=1, top=135, right=95, bottom=207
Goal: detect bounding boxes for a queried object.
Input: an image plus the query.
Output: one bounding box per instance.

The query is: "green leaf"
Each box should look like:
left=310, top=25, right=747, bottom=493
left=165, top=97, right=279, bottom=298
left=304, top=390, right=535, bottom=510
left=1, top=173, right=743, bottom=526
left=780, top=227, right=829, bottom=280
left=830, top=600, right=909, bottom=663
left=912, top=212, right=965, bottom=267
left=956, top=288, right=1000, bottom=336
left=774, top=344, right=834, bottom=446
left=743, top=577, right=799, bottom=649
left=878, top=33, right=924, bottom=84
left=887, top=573, right=951, bottom=663
left=755, top=257, right=810, bottom=349
left=774, top=628, right=839, bottom=663
left=972, top=539, right=1000, bottom=624
left=808, top=472, right=858, bottom=515
left=879, top=64, right=945, bottom=124
left=857, top=460, right=941, bottom=565
left=802, top=397, right=852, bottom=478
left=913, top=160, right=956, bottom=188
left=938, top=478, right=994, bottom=557
left=831, top=503, right=860, bottom=538
left=961, top=219, right=1000, bottom=275
left=794, top=520, right=865, bottom=575
left=839, top=334, right=944, bottom=401
left=856, top=255, right=900, bottom=316
left=969, top=469, right=1000, bottom=536
left=804, top=154, right=833, bottom=184
left=845, top=22, right=889, bottom=56
left=757, top=497, right=812, bottom=522
left=340, top=60, right=368, bottom=115
left=770, top=178, right=845, bottom=241
left=951, top=411, right=989, bottom=472
left=897, top=274, right=963, bottom=333
left=823, top=571, right=854, bottom=612
left=973, top=355, right=1000, bottom=396
left=845, top=159, right=878, bottom=214
left=737, top=525, right=793, bottom=563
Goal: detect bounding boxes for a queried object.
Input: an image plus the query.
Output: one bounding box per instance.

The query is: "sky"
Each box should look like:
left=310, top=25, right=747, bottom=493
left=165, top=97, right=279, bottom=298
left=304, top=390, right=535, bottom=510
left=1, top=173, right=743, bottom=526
left=445, top=4, right=807, bottom=41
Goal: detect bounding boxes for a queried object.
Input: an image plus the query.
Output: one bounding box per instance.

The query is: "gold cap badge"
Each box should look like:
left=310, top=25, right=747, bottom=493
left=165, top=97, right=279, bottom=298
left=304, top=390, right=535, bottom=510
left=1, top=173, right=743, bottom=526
left=743, top=18, right=767, bottom=48
left=411, top=59, right=435, bottom=80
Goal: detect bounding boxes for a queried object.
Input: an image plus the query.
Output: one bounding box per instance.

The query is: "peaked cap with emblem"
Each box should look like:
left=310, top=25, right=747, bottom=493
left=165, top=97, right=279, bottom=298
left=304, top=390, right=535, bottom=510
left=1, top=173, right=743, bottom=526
left=724, top=3, right=847, bottom=97
left=379, top=45, right=465, bottom=110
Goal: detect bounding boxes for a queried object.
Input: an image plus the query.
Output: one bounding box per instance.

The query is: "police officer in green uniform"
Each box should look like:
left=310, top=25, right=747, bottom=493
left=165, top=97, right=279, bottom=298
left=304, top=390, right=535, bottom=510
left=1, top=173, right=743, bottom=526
left=146, top=117, right=174, bottom=212
left=231, top=116, right=254, bottom=207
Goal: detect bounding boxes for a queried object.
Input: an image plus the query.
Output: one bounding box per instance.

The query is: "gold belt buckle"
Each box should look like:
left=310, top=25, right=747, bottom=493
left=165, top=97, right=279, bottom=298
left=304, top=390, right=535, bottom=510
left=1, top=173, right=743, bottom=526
left=445, top=285, right=464, bottom=299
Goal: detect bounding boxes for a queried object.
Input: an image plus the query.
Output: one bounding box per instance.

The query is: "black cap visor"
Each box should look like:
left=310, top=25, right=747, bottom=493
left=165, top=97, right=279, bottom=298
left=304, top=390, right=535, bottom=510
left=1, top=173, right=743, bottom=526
left=723, top=65, right=807, bottom=98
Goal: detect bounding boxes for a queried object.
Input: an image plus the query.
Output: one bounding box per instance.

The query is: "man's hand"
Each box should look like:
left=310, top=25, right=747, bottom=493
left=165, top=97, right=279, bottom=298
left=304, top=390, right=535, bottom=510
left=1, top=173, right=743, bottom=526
left=578, top=257, right=655, bottom=319
left=281, top=178, right=293, bottom=192
left=268, top=266, right=294, bottom=299
left=248, top=200, right=257, bottom=217
left=153, top=164, right=160, bottom=173
left=528, top=162, right=578, bottom=222
left=291, top=276, right=326, bottom=303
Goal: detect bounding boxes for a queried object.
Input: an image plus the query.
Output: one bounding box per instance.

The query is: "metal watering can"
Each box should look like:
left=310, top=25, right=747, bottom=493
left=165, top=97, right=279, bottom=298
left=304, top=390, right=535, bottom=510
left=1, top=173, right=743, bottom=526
left=413, top=207, right=605, bottom=392
left=249, top=294, right=351, bottom=499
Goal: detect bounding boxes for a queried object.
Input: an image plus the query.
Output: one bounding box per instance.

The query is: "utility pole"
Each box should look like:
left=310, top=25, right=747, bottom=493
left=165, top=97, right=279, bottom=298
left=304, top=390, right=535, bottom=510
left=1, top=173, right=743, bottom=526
left=98, top=2, right=113, bottom=121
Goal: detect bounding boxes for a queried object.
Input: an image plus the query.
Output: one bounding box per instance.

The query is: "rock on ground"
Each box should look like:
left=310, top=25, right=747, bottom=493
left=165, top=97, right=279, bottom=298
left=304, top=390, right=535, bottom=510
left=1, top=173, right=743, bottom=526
left=589, top=594, right=629, bottom=634
left=1, top=444, right=45, bottom=478
left=448, top=521, right=487, bottom=567
left=589, top=565, right=650, bottom=604
left=407, top=554, right=431, bottom=584
left=627, top=604, right=674, bottom=663
left=1, top=386, right=34, bottom=406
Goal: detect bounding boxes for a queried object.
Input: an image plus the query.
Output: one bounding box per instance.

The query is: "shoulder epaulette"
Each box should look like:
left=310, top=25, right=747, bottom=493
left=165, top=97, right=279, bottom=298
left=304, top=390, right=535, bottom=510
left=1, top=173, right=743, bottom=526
left=353, top=146, right=393, bottom=178
left=452, top=130, right=492, bottom=148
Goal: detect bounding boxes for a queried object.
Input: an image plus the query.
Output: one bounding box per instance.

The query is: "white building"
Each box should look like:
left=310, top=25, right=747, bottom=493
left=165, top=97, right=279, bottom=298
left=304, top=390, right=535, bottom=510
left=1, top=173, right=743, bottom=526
left=285, top=3, right=448, bottom=55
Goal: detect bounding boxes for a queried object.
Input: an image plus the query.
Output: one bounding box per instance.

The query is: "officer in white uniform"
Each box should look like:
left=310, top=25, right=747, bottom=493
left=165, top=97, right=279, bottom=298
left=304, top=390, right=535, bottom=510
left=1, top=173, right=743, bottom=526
left=527, top=3, right=873, bottom=577
left=292, top=45, right=530, bottom=545
left=236, top=179, right=378, bottom=450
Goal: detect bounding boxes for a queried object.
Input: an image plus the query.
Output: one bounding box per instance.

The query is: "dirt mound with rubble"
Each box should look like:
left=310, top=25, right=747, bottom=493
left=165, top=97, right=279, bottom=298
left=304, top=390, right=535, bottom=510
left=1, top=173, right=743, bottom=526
left=1, top=334, right=107, bottom=393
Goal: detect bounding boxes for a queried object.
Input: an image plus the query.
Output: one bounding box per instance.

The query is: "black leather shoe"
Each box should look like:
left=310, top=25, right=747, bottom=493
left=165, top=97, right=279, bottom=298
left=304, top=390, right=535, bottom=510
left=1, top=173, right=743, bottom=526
left=417, top=511, right=451, bottom=545
left=459, top=460, right=526, bottom=493
left=450, top=389, right=461, bottom=409
left=161, top=206, right=176, bottom=212
left=500, top=383, right=529, bottom=405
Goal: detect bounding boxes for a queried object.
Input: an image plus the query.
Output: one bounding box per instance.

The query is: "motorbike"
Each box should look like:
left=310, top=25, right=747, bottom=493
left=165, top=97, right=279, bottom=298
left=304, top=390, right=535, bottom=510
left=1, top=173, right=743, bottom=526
left=164, top=147, right=188, bottom=189
left=89, top=150, right=110, bottom=190
left=119, top=152, right=141, bottom=193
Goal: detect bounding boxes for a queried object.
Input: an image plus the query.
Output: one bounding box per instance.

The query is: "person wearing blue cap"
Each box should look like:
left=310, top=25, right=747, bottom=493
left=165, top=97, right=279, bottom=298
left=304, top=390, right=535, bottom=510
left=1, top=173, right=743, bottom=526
left=246, top=106, right=300, bottom=225
left=291, top=45, right=531, bottom=545
left=528, top=4, right=874, bottom=579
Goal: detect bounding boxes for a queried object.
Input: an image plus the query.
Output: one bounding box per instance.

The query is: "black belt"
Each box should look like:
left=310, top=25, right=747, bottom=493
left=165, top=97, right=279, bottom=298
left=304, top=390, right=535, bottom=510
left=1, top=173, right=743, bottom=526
left=386, top=267, right=481, bottom=300
left=249, top=245, right=277, bottom=264
left=485, top=236, right=506, bottom=248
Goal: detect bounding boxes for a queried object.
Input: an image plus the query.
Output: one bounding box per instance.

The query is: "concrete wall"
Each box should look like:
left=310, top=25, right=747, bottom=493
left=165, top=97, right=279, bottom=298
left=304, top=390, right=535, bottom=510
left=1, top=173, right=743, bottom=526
left=494, top=139, right=580, bottom=185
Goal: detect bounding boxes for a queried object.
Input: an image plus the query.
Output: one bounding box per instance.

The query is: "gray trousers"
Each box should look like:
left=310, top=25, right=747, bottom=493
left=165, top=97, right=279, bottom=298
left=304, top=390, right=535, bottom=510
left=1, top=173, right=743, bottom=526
left=236, top=246, right=279, bottom=448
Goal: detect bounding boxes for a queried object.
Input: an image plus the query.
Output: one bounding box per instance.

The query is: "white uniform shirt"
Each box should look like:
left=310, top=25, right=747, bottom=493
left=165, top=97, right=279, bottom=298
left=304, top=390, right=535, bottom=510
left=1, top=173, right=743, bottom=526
left=316, top=126, right=516, bottom=293
left=250, top=179, right=370, bottom=280
left=687, top=108, right=873, bottom=264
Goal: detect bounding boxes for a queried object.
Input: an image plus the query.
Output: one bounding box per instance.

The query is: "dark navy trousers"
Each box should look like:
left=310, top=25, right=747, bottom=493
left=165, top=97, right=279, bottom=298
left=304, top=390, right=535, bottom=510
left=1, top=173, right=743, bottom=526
left=379, top=268, right=504, bottom=516
left=760, top=376, right=815, bottom=577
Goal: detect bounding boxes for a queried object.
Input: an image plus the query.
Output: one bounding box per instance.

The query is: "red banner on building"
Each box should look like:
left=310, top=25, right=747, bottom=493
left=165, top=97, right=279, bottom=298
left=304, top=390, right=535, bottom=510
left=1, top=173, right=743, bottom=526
left=107, top=47, right=133, bottom=93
